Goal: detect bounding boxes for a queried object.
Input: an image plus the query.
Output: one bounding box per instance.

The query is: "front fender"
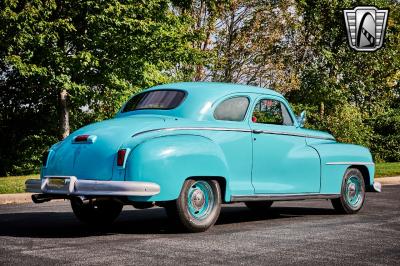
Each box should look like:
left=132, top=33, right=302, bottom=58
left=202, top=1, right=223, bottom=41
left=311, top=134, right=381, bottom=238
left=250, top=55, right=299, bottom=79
left=310, top=142, right=375, bottom=194
left=125, top=134, right=230, bottom=202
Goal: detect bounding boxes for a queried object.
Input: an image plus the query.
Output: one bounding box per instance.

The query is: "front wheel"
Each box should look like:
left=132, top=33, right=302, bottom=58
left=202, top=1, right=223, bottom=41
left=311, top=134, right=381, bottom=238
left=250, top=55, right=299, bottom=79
left=331, top=168, right=366, bottom=214
left=71, top=198, right=123, bottom=225
left=165, top=179, right=221, bottom=232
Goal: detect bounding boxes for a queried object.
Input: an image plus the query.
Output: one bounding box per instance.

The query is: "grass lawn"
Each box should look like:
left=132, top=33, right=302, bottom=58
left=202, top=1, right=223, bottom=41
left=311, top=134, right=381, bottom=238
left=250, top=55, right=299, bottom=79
left=375, top=162, right=400, bottom=178
left=0, top=174, right=39, bottom=194
left=1, top=162, right=400, bottom=194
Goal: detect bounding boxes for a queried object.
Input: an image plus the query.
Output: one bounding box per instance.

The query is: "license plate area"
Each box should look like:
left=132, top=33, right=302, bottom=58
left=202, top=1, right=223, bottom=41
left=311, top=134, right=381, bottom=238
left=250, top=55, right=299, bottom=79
left=43, top=176, right=77, bottom=194
left=47, top=178, right=70, bottom=190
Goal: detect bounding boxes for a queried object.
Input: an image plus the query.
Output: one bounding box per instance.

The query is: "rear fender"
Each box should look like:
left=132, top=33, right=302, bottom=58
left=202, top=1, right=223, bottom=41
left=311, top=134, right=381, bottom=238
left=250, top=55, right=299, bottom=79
left=125, top=134, right=230, bottom=202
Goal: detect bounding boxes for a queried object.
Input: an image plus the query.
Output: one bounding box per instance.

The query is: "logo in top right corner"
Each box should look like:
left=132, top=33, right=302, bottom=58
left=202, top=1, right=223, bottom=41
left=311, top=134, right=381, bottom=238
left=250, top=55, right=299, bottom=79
left=343, top=6, right=389, bottom=52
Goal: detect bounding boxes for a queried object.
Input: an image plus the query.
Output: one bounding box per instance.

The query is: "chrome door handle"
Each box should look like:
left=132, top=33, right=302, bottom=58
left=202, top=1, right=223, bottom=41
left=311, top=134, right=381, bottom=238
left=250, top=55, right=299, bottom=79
left=252, top=129, right=263, bottom=134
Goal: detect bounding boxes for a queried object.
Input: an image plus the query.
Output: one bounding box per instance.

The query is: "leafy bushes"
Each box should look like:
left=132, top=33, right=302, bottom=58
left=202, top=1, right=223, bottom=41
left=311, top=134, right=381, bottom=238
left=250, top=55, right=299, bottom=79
left=325, top=105, right=373, bottom=148
left=292, top=103, right=400, bottom=162
left=369, top=109, right=400, bottom=162
left=10, top=134, right=58, bottom=175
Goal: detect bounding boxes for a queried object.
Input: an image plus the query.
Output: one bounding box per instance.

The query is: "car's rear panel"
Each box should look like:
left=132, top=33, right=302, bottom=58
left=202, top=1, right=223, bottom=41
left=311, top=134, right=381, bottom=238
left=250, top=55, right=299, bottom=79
left=42, top=116, right=166, bottom=181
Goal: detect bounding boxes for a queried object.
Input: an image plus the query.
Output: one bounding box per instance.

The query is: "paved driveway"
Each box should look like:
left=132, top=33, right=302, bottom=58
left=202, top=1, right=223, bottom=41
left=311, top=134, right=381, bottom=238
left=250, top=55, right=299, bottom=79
left=0, top=186, right=399, bottom=265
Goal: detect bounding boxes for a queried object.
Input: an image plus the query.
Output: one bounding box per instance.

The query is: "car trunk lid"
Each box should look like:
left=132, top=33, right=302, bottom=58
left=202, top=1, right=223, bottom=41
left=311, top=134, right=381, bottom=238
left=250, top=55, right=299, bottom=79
left=44, top=116, right=166, bottom=181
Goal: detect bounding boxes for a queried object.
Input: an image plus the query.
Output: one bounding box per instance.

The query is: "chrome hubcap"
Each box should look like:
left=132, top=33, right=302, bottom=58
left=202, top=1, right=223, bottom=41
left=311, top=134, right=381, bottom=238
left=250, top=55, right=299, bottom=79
left=348, top=183, right=356, bottom=198
left=187, top=181, right=214, bottom=221
left=345, top=175, right=363, bottom=209
left=191, top=189, right=205, bottom=210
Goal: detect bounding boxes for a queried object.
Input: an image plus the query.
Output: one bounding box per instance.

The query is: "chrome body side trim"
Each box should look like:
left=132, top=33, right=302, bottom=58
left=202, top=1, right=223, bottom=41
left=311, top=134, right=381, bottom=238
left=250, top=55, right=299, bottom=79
left=325, top=162, right=375, bottom=166
left=230, top=193, right=340, bottom=202
left=25, top=176, right=160, bottom=197
left=132, top=127, right=335, bottom=140
left=252, top=129, right=335, bottom=140
left=132, top=127, right=251, bottom=138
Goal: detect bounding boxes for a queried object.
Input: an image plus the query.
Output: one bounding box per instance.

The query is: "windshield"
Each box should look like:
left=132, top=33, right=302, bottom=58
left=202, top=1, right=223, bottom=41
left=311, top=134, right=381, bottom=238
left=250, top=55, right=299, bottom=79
left=122, top=90, right=186, bottom=112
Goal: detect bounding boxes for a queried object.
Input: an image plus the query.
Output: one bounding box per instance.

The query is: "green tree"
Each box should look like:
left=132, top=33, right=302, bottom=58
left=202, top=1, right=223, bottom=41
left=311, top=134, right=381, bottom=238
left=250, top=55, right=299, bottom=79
left=0, top=0, right=399, bottom=175
left=287, top=0, right=400, bottom=160
left=202, top=0, right=303, bottom=92
left=0, top=0, right=203, bottom=175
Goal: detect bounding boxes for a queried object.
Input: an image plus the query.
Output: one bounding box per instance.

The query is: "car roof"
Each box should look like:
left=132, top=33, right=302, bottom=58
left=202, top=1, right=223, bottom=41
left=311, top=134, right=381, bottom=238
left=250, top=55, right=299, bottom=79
left=147, top=82, right=283, bottom=98
left=117, top=82, right=287, bottom=121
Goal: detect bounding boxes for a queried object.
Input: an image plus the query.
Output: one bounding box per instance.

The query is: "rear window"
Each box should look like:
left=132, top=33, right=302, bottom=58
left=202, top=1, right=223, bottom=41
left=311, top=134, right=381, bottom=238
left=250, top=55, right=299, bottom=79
left=122, top=90, right=186, bottom=112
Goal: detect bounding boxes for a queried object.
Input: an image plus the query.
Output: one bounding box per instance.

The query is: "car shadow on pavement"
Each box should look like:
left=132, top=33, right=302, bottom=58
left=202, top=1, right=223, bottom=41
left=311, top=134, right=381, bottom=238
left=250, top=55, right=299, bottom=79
left=0, top=205, right=336, bottom=238
left=216, top=205, right=336, bottom=226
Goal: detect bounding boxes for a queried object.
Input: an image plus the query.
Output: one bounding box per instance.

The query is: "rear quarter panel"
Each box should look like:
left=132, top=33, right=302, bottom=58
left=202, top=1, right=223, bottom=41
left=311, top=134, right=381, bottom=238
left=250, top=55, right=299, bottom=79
left=125, top=134, right=231, bottom=202
left=123, top=123, right=254, bottom=202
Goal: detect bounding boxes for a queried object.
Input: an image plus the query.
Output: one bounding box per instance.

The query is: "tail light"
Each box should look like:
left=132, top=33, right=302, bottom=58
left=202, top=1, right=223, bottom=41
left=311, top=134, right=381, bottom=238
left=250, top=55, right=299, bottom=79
left=42, top=151, right=49, bottom=167
left=73, top=135, right=97, bottom=144
left=117, top=149, right=127, bottom=167
left=74, top=135, right=90, bottom=142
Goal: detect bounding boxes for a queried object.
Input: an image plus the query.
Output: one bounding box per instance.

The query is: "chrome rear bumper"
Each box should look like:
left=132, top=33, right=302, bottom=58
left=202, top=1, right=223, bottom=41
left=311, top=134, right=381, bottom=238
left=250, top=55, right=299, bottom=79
left=25, top=176, right=160, bottom=197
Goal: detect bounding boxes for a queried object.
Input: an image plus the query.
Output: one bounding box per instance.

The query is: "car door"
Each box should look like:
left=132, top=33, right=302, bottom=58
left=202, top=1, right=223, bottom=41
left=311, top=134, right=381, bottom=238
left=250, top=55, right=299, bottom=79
left=250, top=96, right=320, bottom=194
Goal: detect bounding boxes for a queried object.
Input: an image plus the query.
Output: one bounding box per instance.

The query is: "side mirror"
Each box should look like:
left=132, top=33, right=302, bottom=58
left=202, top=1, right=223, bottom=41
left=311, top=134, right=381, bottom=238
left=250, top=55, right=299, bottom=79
left=297, top=111, right=306, bottom=128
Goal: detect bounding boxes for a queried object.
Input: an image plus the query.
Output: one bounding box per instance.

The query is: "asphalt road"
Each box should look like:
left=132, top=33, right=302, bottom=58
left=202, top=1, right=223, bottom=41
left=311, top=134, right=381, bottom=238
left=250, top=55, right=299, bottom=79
left=0, top=186, right=399, bottom=265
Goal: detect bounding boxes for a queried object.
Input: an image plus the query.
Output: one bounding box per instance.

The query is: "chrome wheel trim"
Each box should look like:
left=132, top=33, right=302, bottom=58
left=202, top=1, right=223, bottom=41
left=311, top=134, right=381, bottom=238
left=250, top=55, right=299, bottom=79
left=187, top=181, right=215, bottom=221
left=345, top=175, right=363, bottom=209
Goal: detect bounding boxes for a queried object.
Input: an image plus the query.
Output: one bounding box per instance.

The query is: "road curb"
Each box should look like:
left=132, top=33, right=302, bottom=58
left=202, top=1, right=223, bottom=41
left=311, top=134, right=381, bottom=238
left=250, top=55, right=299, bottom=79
left=0, top=176, right=399, bottom=205
left=0, top=193, right=33, bottom=205
left=375, top=176, right=400, bottom=186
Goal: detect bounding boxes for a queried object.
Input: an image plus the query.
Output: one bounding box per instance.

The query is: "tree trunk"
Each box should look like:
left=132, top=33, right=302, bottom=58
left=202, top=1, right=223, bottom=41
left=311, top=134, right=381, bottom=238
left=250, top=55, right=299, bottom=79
left=193, top=0, right=207, bottom=81
left=223, top=9, right=236, bottom=82
left=59, top=89, right=70, bottom=140
left=194, top=65, right=204, bottom=81
left=320, top=102, right=325, bottom=120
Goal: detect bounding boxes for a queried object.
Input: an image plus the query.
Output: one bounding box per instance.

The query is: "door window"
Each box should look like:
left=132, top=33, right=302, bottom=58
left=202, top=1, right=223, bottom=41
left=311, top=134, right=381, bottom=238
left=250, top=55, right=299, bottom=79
left=252, top=99, right=293, bottom=126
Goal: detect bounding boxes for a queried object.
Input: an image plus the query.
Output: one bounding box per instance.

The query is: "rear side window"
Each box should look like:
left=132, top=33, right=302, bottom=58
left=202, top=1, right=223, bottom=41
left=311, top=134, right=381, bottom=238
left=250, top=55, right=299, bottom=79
left=122, top=90, right=186, bottom=112
left=214, top=96, right=249, bottom=121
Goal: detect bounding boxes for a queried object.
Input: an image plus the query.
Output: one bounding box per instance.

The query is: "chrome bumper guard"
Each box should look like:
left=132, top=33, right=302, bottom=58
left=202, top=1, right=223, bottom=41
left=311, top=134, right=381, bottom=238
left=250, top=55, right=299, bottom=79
left=373, top=181, right=382, bottom=193
left=25, top=176, right=160, bottom=196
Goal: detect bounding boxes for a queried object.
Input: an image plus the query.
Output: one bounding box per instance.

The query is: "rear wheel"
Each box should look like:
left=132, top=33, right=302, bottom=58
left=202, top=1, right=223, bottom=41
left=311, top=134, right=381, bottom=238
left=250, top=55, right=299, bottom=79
left=331, top=168, right=365, bottom=214
left=245, top=201, right=273, bottom=211
left=165, top=179, right=221, bottom=232
left=70, top=198, right=123, bottom=225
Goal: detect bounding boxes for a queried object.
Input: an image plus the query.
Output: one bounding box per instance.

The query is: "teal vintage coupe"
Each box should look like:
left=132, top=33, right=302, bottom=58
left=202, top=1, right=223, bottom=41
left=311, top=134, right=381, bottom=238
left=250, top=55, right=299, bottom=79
left=26, top=82, right=381, bottom=232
